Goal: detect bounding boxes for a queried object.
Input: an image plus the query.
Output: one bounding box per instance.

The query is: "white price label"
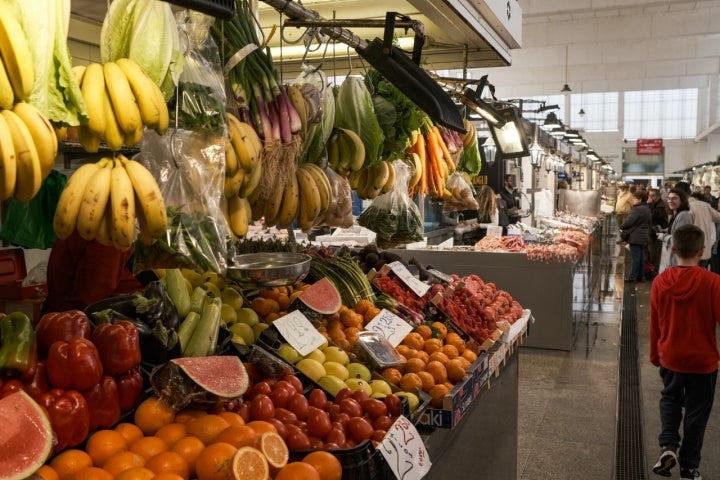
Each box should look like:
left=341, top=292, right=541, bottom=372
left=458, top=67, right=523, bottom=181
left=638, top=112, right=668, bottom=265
left=365, top=309, right=414, bottom=347
left=273, top=310, right=326, bottom=357
left=485, top=225, right=503, bottom=238
left=379, top=415, right=431, bottom=480
left=388, top=261, right=430, bottom=298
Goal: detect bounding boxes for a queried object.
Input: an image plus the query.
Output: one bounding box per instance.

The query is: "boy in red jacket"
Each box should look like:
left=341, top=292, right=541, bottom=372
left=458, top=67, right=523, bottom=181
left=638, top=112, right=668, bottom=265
left=650, top=224, right=720, bottom=480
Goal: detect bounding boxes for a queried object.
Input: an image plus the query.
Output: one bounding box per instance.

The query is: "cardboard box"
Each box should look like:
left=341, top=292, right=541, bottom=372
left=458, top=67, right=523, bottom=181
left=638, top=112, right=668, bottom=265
left=0, top=248, right=47, bottom=300
left=417, top=352, right=489, bottom=429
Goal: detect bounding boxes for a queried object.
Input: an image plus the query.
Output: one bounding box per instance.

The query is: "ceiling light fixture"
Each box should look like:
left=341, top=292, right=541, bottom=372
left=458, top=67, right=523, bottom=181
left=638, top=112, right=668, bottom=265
left=542, top=112, right=561, bottom=130
left=560, top=45, right=571, bottom=93
left=482, top=137, right=497, bottom=167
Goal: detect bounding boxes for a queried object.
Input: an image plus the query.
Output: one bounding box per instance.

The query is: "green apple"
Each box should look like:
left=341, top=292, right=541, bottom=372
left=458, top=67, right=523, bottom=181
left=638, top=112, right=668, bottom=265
left=203, top=272, right=226, bottom=289
left=236, top=308, right=260, bottom=328
left=371, top=392, right=388, bottom=399
left=277, top=343, right=303, bottom=364
left=397, top=392, right=420, bottom=412
left=323, top=346, right=350, bottom=366
left=346, top=362, right=371, bottom=382
left=318, top=375, right=347, bottom=397
left=323, top=361, right=349, bottom=381
left=229, top=322, right=254, bottom=345
left=252, top=323, right=269, bottom=340
left=345, top=378, right=373, bottom=396
left=182, top=269, right=203, bottom=289
left=221, top=303, right=237, bottom=325
left=305, top=348, right=326, bottom=364
left=202, top=281, right=221, bottom=298
left=370, top=379, right=393, bottom=396
left=221, top=287, right=244, bottom=311
left=296, top=358, right=326, bottom=382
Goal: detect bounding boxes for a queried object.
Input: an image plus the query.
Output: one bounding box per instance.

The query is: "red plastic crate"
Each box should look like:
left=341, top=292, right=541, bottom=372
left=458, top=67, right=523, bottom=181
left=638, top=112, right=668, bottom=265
left=0, top=248, right=47, bottom=300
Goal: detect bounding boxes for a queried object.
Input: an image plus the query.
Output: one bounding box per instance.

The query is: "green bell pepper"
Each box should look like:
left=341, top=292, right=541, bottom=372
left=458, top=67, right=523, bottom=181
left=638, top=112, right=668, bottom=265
left=0, top=312, right=37, bottom=374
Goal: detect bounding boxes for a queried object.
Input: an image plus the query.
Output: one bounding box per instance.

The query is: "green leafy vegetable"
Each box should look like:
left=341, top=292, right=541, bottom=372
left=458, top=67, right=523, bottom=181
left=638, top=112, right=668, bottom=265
left=334, top=76, right=384, bottom=167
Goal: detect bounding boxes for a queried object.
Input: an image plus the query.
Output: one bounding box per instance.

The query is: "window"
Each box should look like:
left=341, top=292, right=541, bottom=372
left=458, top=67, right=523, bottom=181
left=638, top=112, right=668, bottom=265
left=623, top=89, right=698, bottom=139
left=570, top=92, right=618, bottom=132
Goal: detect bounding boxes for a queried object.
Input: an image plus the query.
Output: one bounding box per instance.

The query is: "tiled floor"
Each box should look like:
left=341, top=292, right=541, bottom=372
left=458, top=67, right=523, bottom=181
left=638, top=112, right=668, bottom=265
left=517, top=244, right=720, bottom=479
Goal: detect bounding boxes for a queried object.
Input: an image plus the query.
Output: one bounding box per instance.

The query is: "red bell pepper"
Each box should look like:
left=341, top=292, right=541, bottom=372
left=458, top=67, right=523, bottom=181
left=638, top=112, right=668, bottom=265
left=47, top=338, right=103, bottom=391
left=36, top=389, right=90, bottom=452
left=83, top=375, right=121, bottom=430
left=35, top=310, right=91, bottom=353
left=22, top=360, right=50, bottom=399
left=0, top=379, right=25, bottom=398
left=116, top=367, right=144, bottom=412
left=91, top=320, right=141, bottom=375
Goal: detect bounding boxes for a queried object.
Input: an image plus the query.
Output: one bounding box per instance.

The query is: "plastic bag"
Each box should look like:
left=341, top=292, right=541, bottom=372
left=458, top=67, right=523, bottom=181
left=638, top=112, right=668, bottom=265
left=0, top=170, right=66, bottom=249
left=320, top=166, right=353, bottom=228
left=358, top=160, right=423, bottom=248
left=294, top=66, right=334, bottom=165
left=443, top=171, right=479, bottom=212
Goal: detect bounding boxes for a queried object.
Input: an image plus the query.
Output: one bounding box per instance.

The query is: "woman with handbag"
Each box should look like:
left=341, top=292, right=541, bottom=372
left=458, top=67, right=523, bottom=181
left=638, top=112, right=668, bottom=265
left=620, top=190, right=652, bottom=282
left=658, top=188, right=694, bottom=273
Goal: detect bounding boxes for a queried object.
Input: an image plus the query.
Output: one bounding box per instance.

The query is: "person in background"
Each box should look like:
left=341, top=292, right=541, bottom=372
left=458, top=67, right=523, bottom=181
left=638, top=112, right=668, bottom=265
left=558, top=179, right=569, bottom=190
left=659, top=182, right=673, bottom=202
left=650, top=224, right=720, bottom=480
left=647, top=188, right=669, bottom=277
left=615, top=183, right=634, bottom=233
left=701, top=185, right=718, bottom=209
left=620, top=190, right=651, bottom=282
left=675, top=181, right=720, bottom=269
left=498, top=174, right=520, bottom=232
left=658, top=188, right=694, bottom=273
left=42, top=231, right=144, bottom=314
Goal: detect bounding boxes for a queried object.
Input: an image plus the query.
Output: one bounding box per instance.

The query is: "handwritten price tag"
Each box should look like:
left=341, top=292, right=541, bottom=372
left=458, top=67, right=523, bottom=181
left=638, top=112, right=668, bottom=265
left=365, top=309, right=413, bottom=347
left=273, top=311, right=326, bottom=357
left=388, top=261, right=430, bottom=298
left=485, top=225, right=503, bottom=238
left=379, top=415, right=431, bottom=480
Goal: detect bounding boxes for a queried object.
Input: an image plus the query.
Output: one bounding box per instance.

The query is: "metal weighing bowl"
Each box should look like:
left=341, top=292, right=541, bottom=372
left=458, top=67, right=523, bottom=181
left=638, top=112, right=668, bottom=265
left=227, top=252, right=312, bottom=288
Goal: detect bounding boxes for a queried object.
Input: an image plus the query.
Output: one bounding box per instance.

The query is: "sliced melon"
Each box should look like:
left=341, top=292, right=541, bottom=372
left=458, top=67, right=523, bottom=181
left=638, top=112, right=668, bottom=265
left=0, top=391, right=53, bottom=480
left=297, top=277, right=342, bottom=315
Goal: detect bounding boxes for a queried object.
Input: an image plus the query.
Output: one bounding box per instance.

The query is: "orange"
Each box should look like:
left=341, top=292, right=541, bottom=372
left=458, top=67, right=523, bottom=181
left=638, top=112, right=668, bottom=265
left=380, top=367, right=402, bottom=385
left=134, top=397, right=176, bottom=435
left=175, top=409, right=208, bottom=425
left=114, top=466, right=156, bottom=480
left=414, top=350, right=430, bottom=365
left=430, top=321, right=448, bottom=339
left=217, top=411, right=245, bottom=427
left=428, top=351, right=449, bottom=364
left=171, top=436, right=205, bottom=478
left=395, top=344, right=414, bottom=360
left=399, top=373, right=422, bottom=392
left=86, top=429, right=128, bottom=467
left=446, top=358, right=467, bottom=383
left=423, top=338, right=443, bottom=354
left=187, top=414, right=231, bottom=445
left=457, top=357, right=472, bottom=370
left=69, top=466, right=113, bottom=480
left=277, top=293, right=291, bottom=311
left=212, top=425, right=259, bottom=449
left=194, top=442, right=237, bottom=480
left=441, top=344, right=459, bottom=359
left=152, top=474, right=186, bottom=480
left=401, top=332, right=424, bottom=350
left=129, top=435, right=168, bottom=460
left=231, top=446, right=270, bottom=480
left=416, top=371, right=436, bottom=391
left=461, top=349, right=478, bottom=363
left=101, top=451, right=145, bottom=476
left=275, top=462, right=321, bottom=480
left=414, top=324, right=433, bottom=340
left=444, top=332, right=466, bottom=352
left=363, top=306, right=381, bottom=324
left=353, top=299, right=373, bottom=315
left=245, top=420, right=277, bottom=436
left=428, top=384, right=450, bottom=408
left=256, top=432, right=288, bottom=470
left=115, top=423, right=144, bottom=446
left=144, top=451, right=190, bottom=479
left=302, top=451, right=342, bottom=480
left=404, top=357, right=426, bottom=373
left=156, top=422, right=188, bottom=448
left=34, top=465, right=59, bottom=480
left=49, top=449, right=93, bottom=480
left=427, top=360, right=448, bottom=384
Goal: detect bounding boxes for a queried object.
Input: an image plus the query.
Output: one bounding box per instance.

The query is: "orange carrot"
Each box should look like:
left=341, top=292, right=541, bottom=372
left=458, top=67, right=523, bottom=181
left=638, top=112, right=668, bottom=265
left=425, top=131, right=445, bottom=197
left=414, top=133, right=428, bottom=195
left=432, top=125, right=456, bottom=172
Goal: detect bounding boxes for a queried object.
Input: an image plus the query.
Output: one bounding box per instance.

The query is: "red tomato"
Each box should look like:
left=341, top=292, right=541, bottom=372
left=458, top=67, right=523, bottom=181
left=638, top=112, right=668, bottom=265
left=324, top=442, right=342, bottom=450
left=267, top=418, right=288, bottom=439
left=325, top=427, right=346, bottom=447
left=274, top=407, right=298, bottom=426
left=281, top=374, right=304, bottom=394
left=334, top=413, right=350, bottom=429
left=372, top=429, right=387, bottom=442
left=270, top=384, right=294, bottom=409
left=362, top=399, right=388, bottom=419
left=327, top=403, right=341, bottom=421
left=351, top=389, right=370, bottom=404
left=285, top=427, right=311, bottom=450
left=286, top=393, right=309, bottom=421
left=306, top=407, right=332, bottom=439
left=334, top=388, right=353, bottom=402
left=250, top=394, right=276, bottom=421
left=373, top=415, right=394, bottom=432
left=339, top=398, right=363, bottom=418
left=308, top=436, right=324, bottom=449
left=308, top=388, right=328, bottom=410
left=347, top=417, right=374, bottom=442
left=246, top=381, right=273, bottom=400
left=233, top=401, right=251, bottom=422
left=384, top=394, right=402, bottom=417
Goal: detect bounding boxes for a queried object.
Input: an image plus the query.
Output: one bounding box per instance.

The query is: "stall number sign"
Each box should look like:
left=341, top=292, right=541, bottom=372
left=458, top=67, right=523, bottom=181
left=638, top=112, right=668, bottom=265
left=365, top=309, right=414, bottom=347
left=388, top=261, right=430, bottom=297
left=273, top=311, right=326, bottom=357
left=379, top=415, right=431, bottom=480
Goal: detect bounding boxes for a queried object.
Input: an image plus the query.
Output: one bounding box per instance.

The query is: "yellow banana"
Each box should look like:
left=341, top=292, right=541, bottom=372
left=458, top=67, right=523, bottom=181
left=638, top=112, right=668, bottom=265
left=262, top=177, right=285, bottom=227
left=227, top=113, right=259, bottom=172
left=335, top=130, right=353, bottom=175
left=381, top=160, right=396, bottom=194
left=53, top=160, right=106, bottom=239
left=296, top=167, right=320, bottom=231
left=408, top=152, right=423, bottom=189
left=348, top=170, right=363, bottom=190
left=301, top=163, right=332, bottom=219
left=370, top=161, right=390, bottom=195
left=235, top=120, right=263, bottom=161
left=118, top=154, right=167, bottom=239
left=228, top=195, right=250, bottom=237
left=238, top=161, right=262, bottom=198
left=0, top=59, right=14, bottom=109
left=103, top=61, right=141, bottom=134
left=76, top=158, right=113, bottom=240
left=286, top=84, right=307, bottom=137
left=72, top=65, right=86, bottom=86
left=115, top=58, right=161, bottom=129
left=81, top=63, right=107, bottom=137
left=0, top=113, right=17, bottom=200
left=341, top=128, right=365, bottom=172
left=249, top=191, right=266, bottom=223
left=12, top=102, right=58, bottom=179
left=123, top=123, right=143, bottom=148
left=149, top=77, right=169, bottom=135
left=2, top=110, right=41, bottom=203
left=101, top=90, right=124, bottom=151
left=95, top=203, right=114, bottom=248
left=134, top=204, right=156, bottom=245
left=0, top=3, right=34, bottom=100
left=277, top=172, right=299, bottom=229
left=53, top=125, right=68, bottom=143
left=326, top=132, right=340, bottom=171
left=109, top=159, right=136, bottom=250
left=224, top=137, right=238, bottom=176
left=224, top=168, right=245, bottom=198
left=78, top=125, right=101, bottom=153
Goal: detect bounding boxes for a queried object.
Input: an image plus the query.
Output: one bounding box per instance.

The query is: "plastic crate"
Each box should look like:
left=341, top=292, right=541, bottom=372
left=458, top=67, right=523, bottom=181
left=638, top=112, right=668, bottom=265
left=0, top=248, right=47, bottom=300
left=289, top=440, right=393, bottom=480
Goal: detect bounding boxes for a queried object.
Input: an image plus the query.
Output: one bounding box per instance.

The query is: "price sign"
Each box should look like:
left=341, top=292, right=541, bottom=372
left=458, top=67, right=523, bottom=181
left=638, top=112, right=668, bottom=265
left=273, top=310, right=326, bottom=357
left=485, top=225, right=503, bottom=238
left=379, top=415, right=431, bottom=480
left=365, top=309, right=413, bottom=347
left=388, top=261, right=430, bottom=297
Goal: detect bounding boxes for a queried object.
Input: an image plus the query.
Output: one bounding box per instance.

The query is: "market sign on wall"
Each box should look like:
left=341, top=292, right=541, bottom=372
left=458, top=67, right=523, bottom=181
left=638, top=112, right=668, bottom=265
left=636, top=138, right=663, bottom=155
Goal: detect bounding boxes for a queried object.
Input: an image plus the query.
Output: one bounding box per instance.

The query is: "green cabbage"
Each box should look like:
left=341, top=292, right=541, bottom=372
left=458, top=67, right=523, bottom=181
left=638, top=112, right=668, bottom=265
left=334, top=76, right=384, bottom=167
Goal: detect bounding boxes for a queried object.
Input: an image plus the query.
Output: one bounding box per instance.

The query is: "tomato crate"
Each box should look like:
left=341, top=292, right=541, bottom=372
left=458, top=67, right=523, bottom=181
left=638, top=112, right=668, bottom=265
left=0, top=248, right=47, bottom=300
left=289, top=439, right=393, bottom=480
left=416, top=351, right=489, bottom=429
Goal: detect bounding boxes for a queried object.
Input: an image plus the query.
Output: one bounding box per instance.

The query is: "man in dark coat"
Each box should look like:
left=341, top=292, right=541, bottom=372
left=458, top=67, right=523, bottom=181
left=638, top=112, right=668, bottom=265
left=621, top=190, right=652, bottom=282
left=647, top=188, right=669, bottom=276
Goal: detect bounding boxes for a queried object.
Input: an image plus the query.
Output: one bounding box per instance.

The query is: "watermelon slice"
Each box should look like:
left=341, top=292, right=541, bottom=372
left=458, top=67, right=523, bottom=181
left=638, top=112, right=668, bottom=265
left=0, top=391, right=53, bottom=480
left=297, top=277, right=342, bottom=315
left=150, top=356, right=249, bottom=410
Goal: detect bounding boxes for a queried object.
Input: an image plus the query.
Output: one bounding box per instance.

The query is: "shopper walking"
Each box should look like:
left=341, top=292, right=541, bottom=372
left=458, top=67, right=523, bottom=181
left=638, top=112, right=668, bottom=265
left=650, top=224, right=720, bottom=480
left=498, top=174, right=520, bottom=233
left=658, top=189, right=694, bottom=273
left=675, top=182, right=720, bottom=269
left=620, top=190, right=651, bottom=282
left=701, top=185, right=717, bottom=209
left=615, top=183, right=634, bottom=229
left=647, top=188, right=669, bottom=277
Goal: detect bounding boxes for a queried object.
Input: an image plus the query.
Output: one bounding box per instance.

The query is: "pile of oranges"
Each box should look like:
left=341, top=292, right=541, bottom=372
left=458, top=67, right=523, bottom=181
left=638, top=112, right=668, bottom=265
left=317, top=299, right=381, bottom=352
left=33, top=396, right=342, bottom=480
left=380, top=322, right=479, bottom=408
left=248, top=283, right=312, bottom=323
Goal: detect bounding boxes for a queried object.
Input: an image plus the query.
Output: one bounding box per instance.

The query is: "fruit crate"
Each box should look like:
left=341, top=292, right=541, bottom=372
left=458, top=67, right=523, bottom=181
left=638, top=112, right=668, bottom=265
left=289, top=439, right=393, bottom=480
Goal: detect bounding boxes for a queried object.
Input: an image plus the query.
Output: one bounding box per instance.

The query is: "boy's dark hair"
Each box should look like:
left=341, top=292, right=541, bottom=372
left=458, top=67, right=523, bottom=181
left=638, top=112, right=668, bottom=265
left=632, top=190, right=648, bottom=202
left=674, top=181, right=691, bottom=194
left=672, top=224, right=705, bottom=259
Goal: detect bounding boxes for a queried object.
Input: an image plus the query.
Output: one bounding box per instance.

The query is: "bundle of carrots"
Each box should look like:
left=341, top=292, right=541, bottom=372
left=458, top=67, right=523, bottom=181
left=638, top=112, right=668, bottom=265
left=407, top=124, right=459, bottom=199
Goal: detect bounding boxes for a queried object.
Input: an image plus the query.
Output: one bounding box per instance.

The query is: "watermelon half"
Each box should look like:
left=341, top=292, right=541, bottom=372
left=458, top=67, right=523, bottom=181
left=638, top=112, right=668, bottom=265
left=297, top=277, right=342, bottom=316
left=0, top=391, right=53, bottom=480
left=150, top=356, right=249, bottom=410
